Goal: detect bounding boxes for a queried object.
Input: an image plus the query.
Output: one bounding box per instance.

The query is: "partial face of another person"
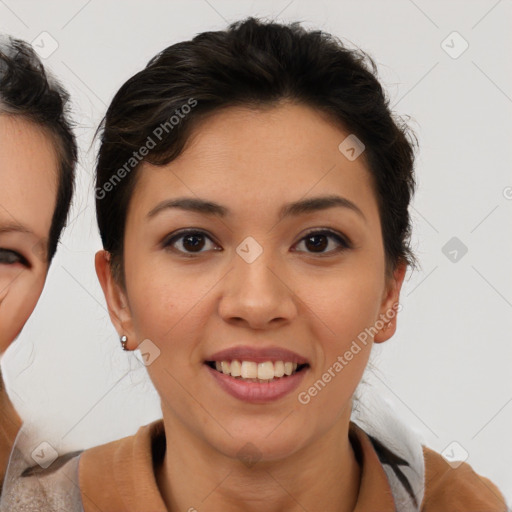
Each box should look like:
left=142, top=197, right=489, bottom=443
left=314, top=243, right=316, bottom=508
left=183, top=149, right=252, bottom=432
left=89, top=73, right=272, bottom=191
left=99, top=103, right=405, bottom=461
left=0, top=115, right=58, bottom=353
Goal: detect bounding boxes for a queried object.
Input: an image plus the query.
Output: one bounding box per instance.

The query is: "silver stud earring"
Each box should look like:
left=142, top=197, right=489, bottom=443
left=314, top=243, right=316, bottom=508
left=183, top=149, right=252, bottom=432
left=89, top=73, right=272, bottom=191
left=120, top=335, right=128, bottom=351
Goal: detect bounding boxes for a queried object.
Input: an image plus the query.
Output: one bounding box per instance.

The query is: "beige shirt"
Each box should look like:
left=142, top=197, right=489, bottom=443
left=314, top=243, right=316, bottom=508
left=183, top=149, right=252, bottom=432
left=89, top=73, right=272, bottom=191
left=78, top=419, right=508, bottom=512
left=0, top=372, right=22, bottom=492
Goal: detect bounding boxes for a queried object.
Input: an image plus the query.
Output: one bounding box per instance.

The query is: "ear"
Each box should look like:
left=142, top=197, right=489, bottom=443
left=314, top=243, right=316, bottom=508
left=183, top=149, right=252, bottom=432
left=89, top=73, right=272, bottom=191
left=374, top=261, right=407, bottom=344
left=95, top=250, right=135, bottom=349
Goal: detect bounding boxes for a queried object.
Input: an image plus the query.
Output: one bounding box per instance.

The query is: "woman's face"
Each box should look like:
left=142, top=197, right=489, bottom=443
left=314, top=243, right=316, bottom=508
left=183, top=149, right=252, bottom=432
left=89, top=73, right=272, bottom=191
left=0, top=115, right=57, bottom=353
left=99, top=103, right=406, bottom=461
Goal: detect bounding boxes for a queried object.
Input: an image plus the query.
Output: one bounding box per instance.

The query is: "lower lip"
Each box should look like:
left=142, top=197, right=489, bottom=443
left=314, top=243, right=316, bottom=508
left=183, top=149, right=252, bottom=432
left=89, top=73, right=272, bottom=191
left=205, top=364, right=308, bottom=403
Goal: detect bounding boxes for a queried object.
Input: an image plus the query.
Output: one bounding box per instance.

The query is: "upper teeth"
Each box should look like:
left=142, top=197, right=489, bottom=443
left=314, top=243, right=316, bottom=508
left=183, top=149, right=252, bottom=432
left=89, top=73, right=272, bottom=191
left=214, top=360, right=299, bottom=380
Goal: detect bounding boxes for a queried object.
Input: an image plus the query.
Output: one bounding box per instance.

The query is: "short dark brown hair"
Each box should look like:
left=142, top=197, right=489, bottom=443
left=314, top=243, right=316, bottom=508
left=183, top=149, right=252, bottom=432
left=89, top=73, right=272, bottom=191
left=0, top=35, right=77, bottom=262
left=95, top=17, right=417, bottom=283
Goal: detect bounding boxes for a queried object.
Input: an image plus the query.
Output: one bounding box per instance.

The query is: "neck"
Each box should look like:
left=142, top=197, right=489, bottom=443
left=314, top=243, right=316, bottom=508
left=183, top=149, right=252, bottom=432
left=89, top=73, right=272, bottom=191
left=0, top=369, right=22, bottom=487
left=156, top=406, right=361, bottom=512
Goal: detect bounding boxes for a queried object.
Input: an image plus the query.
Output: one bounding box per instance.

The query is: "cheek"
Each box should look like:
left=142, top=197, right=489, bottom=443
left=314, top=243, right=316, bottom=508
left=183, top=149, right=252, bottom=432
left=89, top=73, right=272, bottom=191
left=0, top=272, right=45, bottom=352
left=296, top=273, right=380, bottom=422
left=310, top=263, right=384, bottom=344
left=125, top=261, right=206, bottom=345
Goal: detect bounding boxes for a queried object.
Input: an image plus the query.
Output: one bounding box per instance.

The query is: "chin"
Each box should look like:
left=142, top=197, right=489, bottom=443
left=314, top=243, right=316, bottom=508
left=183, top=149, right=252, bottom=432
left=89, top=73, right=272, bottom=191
left=208, top=423, right=309, bottom=464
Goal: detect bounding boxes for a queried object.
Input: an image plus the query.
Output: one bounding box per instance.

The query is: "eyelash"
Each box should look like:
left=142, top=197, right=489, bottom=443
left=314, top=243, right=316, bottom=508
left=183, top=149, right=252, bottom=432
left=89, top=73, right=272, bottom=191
left=0, top=248, right=29, bottom=267
left=161, top=228, right=352, bottom=258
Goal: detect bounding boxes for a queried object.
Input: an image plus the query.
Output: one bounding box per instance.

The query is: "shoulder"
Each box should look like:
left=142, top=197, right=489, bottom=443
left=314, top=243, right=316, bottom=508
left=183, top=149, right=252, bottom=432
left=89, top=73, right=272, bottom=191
left=0, top=431, right=140, bottom=512
left=0, top=421, right=164, bottom=511
left=421, top=445, right=509, bottom=512
left=0, top=372, right=22, bottom=489
left=0, top=447, right=83, bottom=512
left=79, top=420, right=165, bottom=510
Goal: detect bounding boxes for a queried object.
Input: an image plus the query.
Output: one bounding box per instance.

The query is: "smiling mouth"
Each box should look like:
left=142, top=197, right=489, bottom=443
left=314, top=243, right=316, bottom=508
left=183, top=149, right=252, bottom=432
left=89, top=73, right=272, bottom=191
left=205, top=360, right=309, bottom=383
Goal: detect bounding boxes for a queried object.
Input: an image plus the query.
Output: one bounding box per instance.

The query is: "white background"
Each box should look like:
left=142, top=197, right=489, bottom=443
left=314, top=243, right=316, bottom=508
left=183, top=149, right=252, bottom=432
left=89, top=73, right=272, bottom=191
left=1, top=0, right=511, bottom=504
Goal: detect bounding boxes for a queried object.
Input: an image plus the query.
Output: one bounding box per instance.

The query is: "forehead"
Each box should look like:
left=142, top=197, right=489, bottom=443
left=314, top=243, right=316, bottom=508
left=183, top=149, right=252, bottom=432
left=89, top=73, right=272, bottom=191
left=0, top=115, right=58, bottom=238
left=131, top=103, right=379, bottom=224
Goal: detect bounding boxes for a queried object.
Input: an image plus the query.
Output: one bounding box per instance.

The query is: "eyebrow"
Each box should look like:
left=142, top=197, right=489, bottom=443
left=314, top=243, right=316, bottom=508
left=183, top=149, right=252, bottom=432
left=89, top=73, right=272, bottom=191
left=0, top=221, right=34, bottom=235
left=147, top=195, right=366, bottom=222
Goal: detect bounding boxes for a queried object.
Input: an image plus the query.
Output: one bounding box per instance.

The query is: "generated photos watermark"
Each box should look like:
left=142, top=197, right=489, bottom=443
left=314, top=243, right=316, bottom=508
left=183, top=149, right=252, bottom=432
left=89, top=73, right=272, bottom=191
left=297, top=302, right=402, bottom=405
left=95, top=97, right=197, bottom=200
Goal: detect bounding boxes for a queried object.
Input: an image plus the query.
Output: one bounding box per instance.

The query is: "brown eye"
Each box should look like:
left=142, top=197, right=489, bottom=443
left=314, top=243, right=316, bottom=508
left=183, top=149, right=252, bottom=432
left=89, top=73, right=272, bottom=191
left=0, top=248, right=28, bottom=266
left=181, top=233, right=206, bottom=252
left=162, top=230, right=219, bottom=256
left=293, top=229, right=351, bottom=255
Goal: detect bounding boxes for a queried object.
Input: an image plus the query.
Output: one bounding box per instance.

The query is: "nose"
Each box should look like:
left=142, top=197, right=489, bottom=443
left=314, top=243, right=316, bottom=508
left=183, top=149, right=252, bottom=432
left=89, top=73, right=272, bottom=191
left=218, top=247, right=298, bottom=330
